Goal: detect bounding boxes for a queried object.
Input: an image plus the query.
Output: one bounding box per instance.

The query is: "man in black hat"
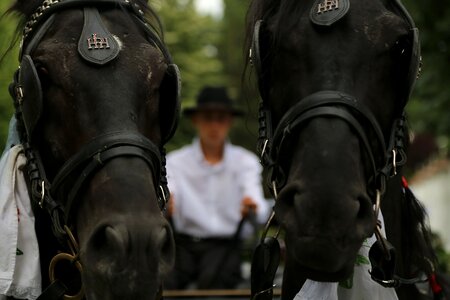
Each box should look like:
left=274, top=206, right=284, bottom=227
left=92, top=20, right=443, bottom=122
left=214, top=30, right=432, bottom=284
left=165, top=86, right=269, bottom=289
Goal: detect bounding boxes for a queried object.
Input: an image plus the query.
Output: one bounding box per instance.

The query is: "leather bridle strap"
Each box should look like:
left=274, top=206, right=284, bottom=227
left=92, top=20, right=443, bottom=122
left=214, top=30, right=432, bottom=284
left=272, top=91, right=386, bottom=152
left=20, top=0, right=173, bottom=64
left=36, top=280, right=67, bottom=300
left=50, top=132, right=165, bottom=225
left=276, top=106, right=380, bottom=180
left=23, top=131, right=167, bottom=242
left=23, top=0, right=139, bottom=43
left=262, top=91, right=389, bottom=191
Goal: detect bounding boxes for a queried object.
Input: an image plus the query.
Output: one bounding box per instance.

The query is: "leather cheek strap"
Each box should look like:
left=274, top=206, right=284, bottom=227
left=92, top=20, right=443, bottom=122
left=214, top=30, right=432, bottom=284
left=18, top=55, right=43, bottom=142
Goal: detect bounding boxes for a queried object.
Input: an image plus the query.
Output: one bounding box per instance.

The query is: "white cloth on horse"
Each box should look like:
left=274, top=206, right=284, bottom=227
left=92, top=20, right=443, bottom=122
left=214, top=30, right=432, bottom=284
left=0, top=145, right=41, bottom=299
left=294, top=212, right=398, bottom=300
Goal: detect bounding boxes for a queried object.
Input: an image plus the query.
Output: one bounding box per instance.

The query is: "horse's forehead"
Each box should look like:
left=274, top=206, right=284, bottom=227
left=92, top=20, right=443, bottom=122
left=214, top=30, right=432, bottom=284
left=264, top=4, right=410, bottom=121
left=272, top=0, right=407, bottom=39
left=35, top=9, right=165, bottom=76
left=29, top=8, right=167, bottom=137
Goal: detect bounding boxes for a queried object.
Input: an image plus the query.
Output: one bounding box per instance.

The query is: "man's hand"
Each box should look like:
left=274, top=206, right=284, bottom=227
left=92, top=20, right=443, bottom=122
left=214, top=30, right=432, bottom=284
left=241, top=196, right=257, bottom=218
left=166, top=194, right=175, bottom=217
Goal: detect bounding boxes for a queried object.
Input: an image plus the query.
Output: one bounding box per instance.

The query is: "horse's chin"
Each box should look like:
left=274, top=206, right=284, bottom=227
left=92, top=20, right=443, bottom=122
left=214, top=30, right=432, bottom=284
left=287, top=236, right=361, bottom=282
left=82, top=279, right=162, bottom=300
left=83, top=291, right=162, bottom=300
left=295, top=264, right=354, bottom=282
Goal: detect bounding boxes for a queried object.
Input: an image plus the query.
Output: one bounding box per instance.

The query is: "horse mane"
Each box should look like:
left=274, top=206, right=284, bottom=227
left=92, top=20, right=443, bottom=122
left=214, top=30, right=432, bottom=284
left=399, top=174, right=437, bottom=275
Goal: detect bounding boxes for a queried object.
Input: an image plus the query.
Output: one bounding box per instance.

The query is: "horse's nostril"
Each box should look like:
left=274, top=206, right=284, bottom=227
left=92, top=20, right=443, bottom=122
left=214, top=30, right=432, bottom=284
left=356, top=195, right=377, bottom=238
left=357, top=195, right=373, bottom=220
left=105, top=225, right=128, bottom=253
left=85, top=224, right=129, bottom=270
left=158, top=225, right=175, bottom=274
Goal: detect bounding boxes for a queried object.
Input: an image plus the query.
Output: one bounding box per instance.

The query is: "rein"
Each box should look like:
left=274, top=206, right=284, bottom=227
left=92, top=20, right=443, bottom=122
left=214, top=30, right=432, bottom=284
left=9, top=0, right=178, bottom=299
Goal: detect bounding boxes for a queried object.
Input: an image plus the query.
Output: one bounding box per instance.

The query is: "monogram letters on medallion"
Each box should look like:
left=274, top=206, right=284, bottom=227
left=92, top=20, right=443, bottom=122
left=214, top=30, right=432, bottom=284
left=317, top=0, right=339, bottom=14
left=87, top=33, right=110, bottom=50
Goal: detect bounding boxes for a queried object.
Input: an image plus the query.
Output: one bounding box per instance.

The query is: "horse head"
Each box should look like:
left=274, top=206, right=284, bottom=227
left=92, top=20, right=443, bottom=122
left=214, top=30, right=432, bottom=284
left=246, top=0, right=419, bottom=286
left=9, top=0, right=179, bottom=298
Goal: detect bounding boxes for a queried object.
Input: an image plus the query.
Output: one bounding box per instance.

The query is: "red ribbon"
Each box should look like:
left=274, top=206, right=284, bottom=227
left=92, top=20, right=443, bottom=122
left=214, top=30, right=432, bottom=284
left=401, top=176, right=409, bottom=189
left=429, top=273, right=443, bottom=295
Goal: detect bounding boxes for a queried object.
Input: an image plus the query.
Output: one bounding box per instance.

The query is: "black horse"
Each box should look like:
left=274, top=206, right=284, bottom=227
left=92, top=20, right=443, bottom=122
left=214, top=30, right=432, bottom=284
left=4, top=0, right=179, bottom=299
left=246, top=0, right=450, bottom=299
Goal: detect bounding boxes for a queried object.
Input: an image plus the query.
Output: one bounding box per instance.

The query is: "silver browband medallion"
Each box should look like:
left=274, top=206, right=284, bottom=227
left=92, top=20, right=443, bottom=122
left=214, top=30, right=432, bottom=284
left=317, top=0, right=339, bottom=14
left=87, top=33, right=111, bottom=50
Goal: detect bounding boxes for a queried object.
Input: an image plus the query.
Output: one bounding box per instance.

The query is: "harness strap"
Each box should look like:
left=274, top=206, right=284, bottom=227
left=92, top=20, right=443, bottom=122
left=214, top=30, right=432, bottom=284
left=51, top=132, right=160, bottom=190
left=23, top=0, right=134, bottom=43
left=250, top=237, right=280, bottom=300
left=36, top=280, right=67, bottom=300
left=64, top=143, right=162, bottom=225
left=271, top=91, right=386, bottom=160
left=278, top=106, right=378, bottom=179
left=22, top=142, right=67, bottom=239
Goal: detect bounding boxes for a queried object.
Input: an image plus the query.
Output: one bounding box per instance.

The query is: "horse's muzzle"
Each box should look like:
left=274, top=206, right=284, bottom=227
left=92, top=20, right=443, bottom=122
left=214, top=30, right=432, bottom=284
left=80, top=217, right=174, bottom=299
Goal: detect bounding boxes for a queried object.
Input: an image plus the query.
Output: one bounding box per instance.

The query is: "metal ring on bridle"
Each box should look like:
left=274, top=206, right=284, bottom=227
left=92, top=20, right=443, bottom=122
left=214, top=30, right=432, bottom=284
left=259, top=181, right=281, bottom=242
left=374, top=189, right=381, bottom=219
left=260, top=139, right=269, bottom=161
left=159, top=185, right=167, bottom=203
left=261, top=211, right=276, bottom=242
left=392, top=149, right=397, bottom=176
left=39, top=180, right=45, bottom=208
left=16, top=86, right=24, bottom=105
left=271, top=180, right=278, bottom=199
left=374, top=222, right=392, bottom=260
left=251, top=284, right=277, bottom=300
left=49, top=252, right=84, bottom=300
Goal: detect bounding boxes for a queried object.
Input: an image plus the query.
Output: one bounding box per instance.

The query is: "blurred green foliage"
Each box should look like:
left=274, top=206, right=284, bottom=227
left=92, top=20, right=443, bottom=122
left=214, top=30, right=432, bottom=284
left=0, top=0, right=18, bottom=149
left=403, top=0, right=450, bottom=155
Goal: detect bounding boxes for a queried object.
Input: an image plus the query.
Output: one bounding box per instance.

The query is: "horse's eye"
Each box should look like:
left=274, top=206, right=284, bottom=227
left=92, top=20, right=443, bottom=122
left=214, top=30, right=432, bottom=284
left=392, top=35, right=412, bottom=60
left=34, top=62, right=51, bottom=89
left=38, top=66, right=49, bottom=76
left=391, top=35, right=413, bottom=81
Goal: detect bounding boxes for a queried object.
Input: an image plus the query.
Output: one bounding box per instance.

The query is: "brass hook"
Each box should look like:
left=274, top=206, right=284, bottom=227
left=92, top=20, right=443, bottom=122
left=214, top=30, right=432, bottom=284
left=64, top=225, right=79, bottom=256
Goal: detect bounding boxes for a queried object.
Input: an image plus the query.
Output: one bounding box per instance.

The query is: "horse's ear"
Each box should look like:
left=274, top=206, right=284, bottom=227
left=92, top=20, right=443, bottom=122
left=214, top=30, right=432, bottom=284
left=10, top=1, right=40, bottom=17
left=159, top=64, right=181, bottom=144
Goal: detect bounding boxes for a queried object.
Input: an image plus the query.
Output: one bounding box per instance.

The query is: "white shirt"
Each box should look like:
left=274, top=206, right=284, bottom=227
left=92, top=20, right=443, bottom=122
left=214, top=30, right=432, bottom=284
left=166, top=138, right=270, bottom=238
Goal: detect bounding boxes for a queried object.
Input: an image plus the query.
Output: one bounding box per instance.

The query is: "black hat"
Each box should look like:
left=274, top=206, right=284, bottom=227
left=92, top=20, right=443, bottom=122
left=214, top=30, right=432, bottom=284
left=183, top=86, right=244, bottom=116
